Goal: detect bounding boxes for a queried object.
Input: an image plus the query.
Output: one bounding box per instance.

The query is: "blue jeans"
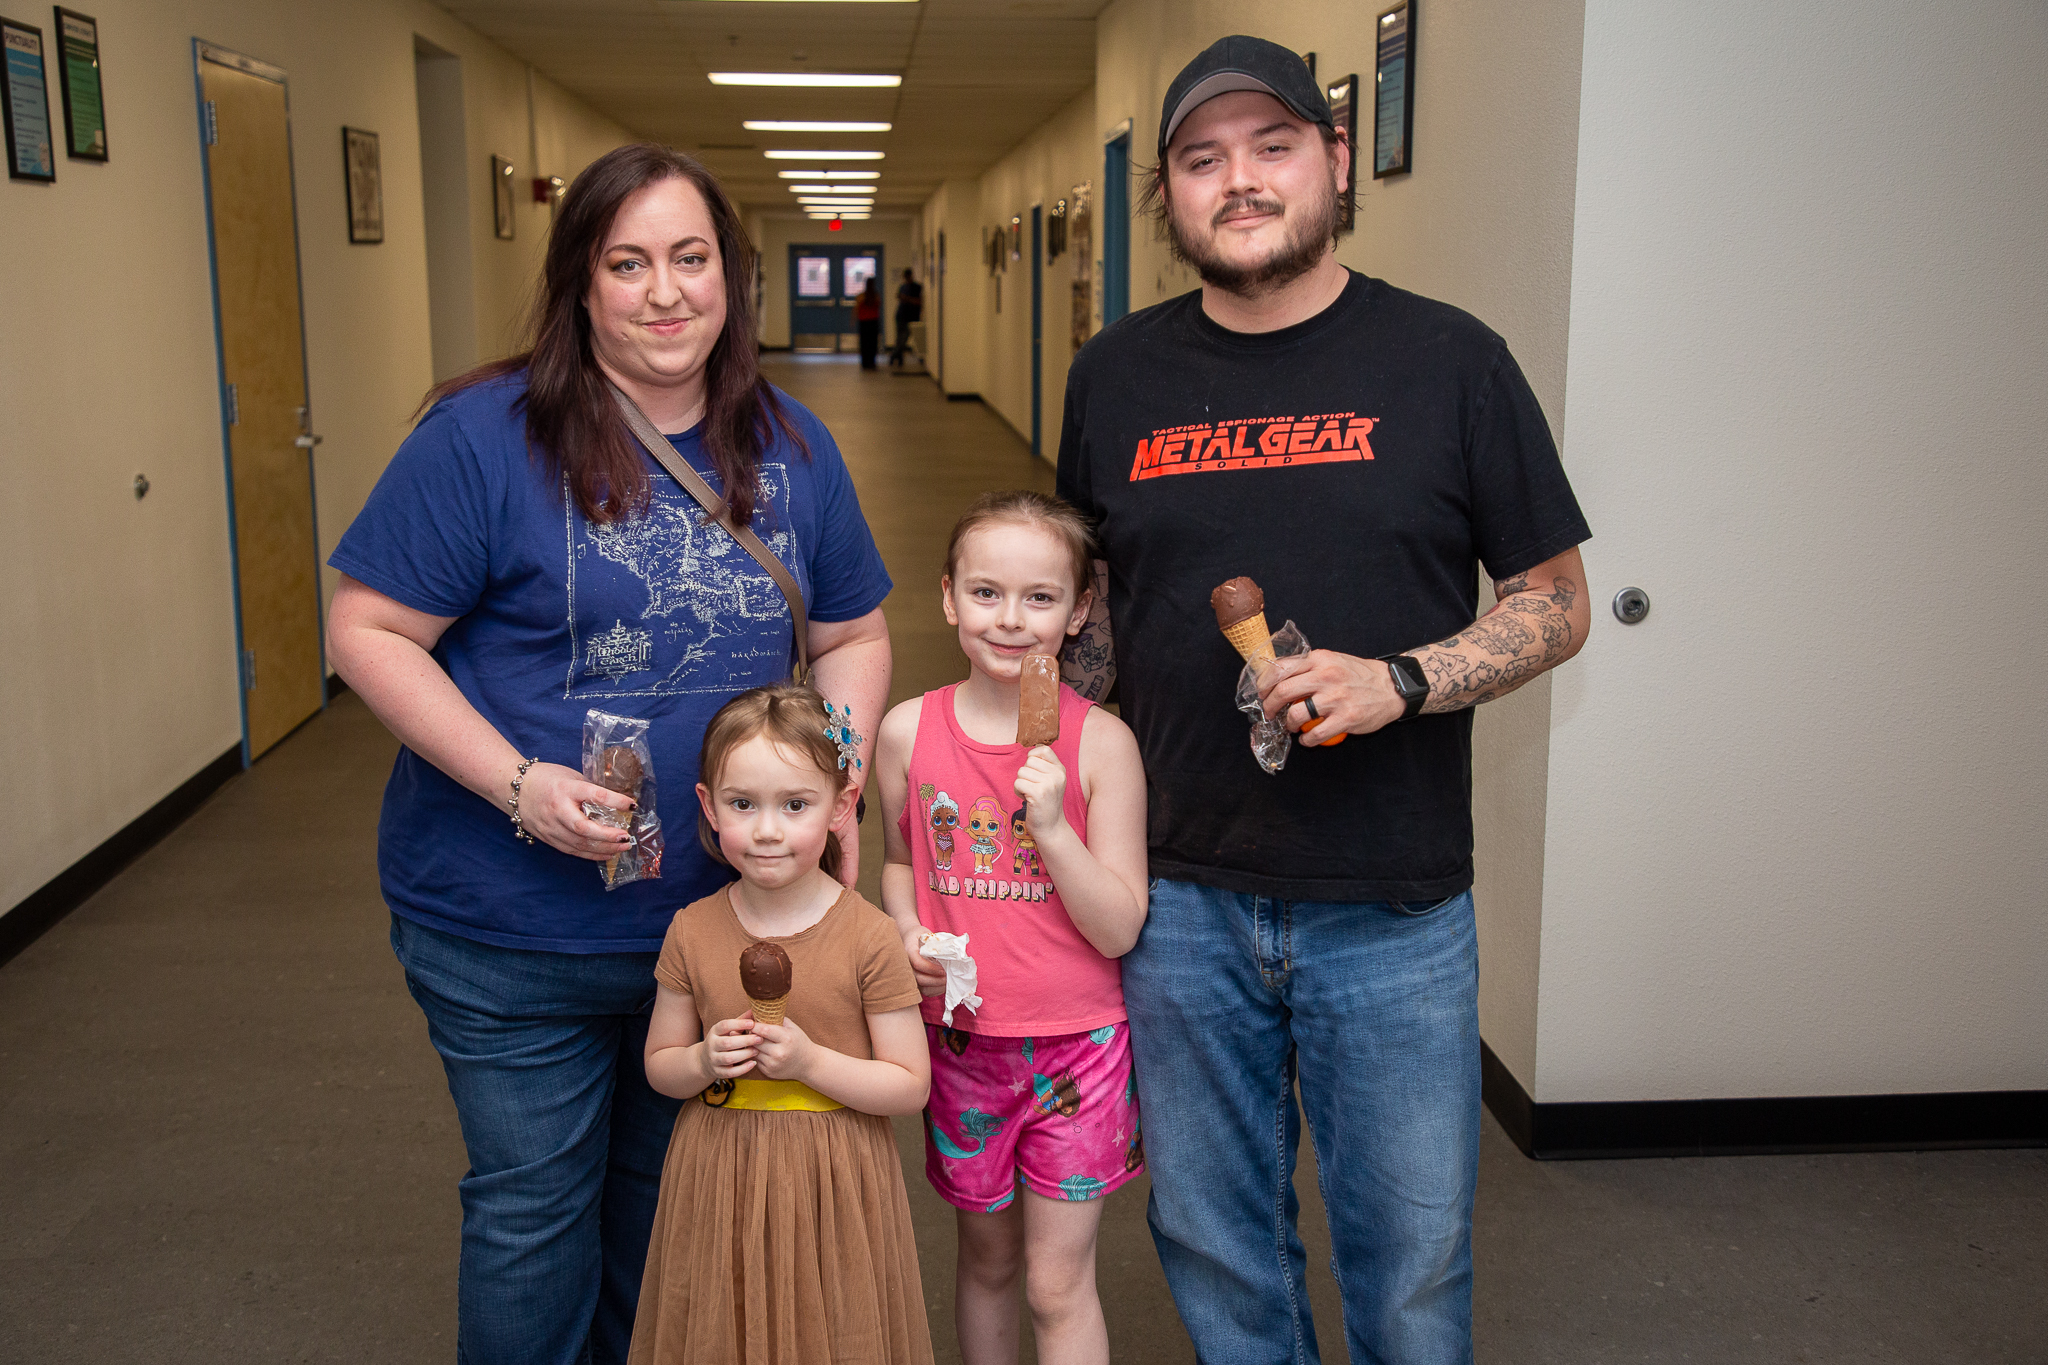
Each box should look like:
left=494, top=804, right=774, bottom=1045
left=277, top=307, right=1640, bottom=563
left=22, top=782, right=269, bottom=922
left=1124, top=879, right=1480, bottom=1365
left=390, top=915, right=684, bottom=1365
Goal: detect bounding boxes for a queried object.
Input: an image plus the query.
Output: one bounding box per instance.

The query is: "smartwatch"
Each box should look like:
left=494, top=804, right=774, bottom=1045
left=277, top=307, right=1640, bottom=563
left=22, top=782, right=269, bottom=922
left=1380, top=653, right=1431, bottom=721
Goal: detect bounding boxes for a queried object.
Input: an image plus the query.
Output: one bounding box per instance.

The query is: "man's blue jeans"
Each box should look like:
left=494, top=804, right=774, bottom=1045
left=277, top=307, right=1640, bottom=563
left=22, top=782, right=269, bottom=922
left=1124, top=879, right=1480, bottom=1365
left=390, top=915, right=683, bottom=1365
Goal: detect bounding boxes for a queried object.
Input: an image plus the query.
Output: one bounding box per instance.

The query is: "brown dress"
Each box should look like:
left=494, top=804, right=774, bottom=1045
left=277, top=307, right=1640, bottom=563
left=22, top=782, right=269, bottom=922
left=628, top=885, right=934, bottom=1365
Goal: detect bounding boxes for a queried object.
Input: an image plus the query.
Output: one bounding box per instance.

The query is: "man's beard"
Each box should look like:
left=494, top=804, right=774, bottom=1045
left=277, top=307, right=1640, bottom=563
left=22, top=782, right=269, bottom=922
left=1166, top=180, right=1339, bottom=297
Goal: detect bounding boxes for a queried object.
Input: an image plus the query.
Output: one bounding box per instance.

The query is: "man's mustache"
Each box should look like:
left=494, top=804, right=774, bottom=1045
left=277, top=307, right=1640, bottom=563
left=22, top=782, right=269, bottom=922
left=1212, top=196, right=1284, bottom=227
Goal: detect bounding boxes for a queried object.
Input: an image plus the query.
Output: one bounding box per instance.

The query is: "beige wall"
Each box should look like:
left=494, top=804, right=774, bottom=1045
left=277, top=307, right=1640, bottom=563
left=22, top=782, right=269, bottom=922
left=969, top=88, right=1098, bottom=456
left=917, top=180, right=990, bottom=398
left=1537, top=0, right=2048, bottom=1102
left=1084, top=0, right=1590, bottom=1087
left=0, top=0, right=632, bottom=920
left=751, top=214, right=918, bottom=351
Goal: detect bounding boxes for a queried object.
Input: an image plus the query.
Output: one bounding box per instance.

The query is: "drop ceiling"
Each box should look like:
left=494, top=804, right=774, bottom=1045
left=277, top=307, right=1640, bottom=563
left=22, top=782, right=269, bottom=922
left=437, top=0, right=1108, bottom=217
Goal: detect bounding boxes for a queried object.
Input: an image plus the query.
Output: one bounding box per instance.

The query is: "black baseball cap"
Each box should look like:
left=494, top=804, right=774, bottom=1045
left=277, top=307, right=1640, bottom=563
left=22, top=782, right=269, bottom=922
left=1158, top=35, right=1334, bottom=158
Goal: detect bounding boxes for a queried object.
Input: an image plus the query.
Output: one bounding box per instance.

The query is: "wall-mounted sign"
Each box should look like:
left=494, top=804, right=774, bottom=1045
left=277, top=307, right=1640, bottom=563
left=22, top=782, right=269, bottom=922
left=343, top=126, right=382, bottom=243
left=1373, top=0, right=1414, bottom=178
left=53, top=7, right=101, bottom=160
left=3, top=17, right=55, bottom=181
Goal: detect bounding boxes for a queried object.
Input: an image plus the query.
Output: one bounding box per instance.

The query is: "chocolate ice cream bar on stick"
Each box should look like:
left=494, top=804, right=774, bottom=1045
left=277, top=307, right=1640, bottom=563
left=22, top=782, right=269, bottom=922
left=1016, top=654, right=1061, bottom=821
left=1017, top=655, right=1061, bottom=748
left=740, top=941, right=793, bottom=1026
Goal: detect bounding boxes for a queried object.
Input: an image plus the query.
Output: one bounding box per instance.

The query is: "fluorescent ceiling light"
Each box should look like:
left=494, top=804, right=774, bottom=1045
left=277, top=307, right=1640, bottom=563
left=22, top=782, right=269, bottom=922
left=777, top=169, right=879, bottom=180
left=744, top=121, right=891, bottom=133
left=764, top=149, right=885, bottom=161
left=709, top=72, right=900, bottom=88
left=810, top=211, right=871, bottom=220
left=798, top=200, right=876, bottom=208
left=789, top=184, right=869, bottom=193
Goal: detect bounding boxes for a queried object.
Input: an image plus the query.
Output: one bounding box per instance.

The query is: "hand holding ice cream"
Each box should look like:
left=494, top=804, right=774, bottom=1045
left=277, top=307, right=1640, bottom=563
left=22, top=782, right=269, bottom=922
left=1213, top=576, right=1347, bottom=747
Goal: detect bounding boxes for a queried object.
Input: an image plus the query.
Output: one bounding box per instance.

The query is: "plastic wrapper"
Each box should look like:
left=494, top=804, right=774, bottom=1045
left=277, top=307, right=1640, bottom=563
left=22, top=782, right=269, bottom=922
left=1234, top=620, right=1311, bottom=776
left=580, top=708, right=664, bottom=891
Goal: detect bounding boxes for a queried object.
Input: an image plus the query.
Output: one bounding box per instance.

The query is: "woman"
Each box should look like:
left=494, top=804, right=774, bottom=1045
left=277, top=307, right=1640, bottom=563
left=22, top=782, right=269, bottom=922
left=855, top=275, right=883, bottom=369
left=326, top=144, right=892, bottom=1365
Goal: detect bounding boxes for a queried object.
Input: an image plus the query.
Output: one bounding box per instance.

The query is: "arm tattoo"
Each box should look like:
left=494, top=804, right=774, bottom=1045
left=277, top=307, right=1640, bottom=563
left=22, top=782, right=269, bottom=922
left=1412, top=572, right=1581, bottom=715
left=1059, top=560, right=1117, bottom=702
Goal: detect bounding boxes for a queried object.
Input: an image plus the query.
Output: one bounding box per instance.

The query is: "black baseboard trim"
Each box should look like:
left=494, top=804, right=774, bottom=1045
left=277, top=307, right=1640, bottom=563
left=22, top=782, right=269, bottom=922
left=0, top=745, right=243, bottom=970
left=1481, top=1039, right=2046, bottom=1159
left=325, top=671, right=350, bottom=704
left=944, top=391, right=982, bottom=402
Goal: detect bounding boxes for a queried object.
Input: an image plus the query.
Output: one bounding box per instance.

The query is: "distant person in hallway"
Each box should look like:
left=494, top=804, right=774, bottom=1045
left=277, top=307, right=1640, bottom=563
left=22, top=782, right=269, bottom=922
left=631, top=684, right=934, bottom=1364
left=857, top=275, right=884, bottom=369
left=875, top=492, right=1149, bottom=1365
left=1055, top=36, right=1591, bottom=1365
left=324, top=143, right=893, bottom=1365
left=891, top=267, right=924, bottom=367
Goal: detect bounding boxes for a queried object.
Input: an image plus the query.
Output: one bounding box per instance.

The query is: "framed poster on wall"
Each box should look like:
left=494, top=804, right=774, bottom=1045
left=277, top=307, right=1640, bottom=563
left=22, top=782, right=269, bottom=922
left=53, top=7, right=103, bottom=160
left=2, top=17, right=55, bottom=181
left=1373, top=0, right=1414, bottom=177
left=1327, top=73, right=1358, bottom=227
left=491, top=153, right=516, bottom=239
left=343, top=126, right=382, bottom=243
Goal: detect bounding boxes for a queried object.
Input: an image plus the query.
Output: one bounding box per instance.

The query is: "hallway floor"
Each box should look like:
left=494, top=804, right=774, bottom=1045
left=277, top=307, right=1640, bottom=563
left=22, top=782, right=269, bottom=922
left=3, top=356, right=2042, bottom=1363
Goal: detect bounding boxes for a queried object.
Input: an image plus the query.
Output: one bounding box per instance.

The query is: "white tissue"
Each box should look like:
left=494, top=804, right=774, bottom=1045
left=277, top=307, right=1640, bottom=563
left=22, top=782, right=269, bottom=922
left=919, top=932, right=983, bottom=1026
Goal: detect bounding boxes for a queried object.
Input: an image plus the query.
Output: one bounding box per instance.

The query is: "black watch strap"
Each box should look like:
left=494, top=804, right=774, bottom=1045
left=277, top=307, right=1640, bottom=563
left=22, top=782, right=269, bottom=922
left=1381, top=653, right=1431, bottom=721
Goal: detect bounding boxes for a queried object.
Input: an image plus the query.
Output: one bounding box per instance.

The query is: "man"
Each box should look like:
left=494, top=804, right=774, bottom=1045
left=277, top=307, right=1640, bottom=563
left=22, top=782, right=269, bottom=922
left=890, top=266, right=924, bottom=367
left=1055, top=35, right=1591, bottom=1365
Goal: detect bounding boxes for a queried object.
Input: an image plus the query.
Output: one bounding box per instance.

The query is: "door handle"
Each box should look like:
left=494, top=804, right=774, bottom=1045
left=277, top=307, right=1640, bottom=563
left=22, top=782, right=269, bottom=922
left=295, top=434, right=323, bottom=450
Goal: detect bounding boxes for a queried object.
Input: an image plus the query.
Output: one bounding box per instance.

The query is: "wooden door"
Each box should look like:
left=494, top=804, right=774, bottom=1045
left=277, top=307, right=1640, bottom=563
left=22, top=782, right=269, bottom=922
left=197, top=44, right=323, bottom=759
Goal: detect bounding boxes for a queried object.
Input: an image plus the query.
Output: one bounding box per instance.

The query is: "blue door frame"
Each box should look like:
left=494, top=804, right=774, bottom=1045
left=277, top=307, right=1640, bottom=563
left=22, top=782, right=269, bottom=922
left=1102, top=132, right=1130, bottom=326
left=1030, top=205, right=1043, bottom=456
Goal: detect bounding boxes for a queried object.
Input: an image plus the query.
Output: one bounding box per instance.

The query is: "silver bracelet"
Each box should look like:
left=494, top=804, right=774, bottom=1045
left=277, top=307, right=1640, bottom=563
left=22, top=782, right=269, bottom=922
left=508, top=757, right=539, bottom=844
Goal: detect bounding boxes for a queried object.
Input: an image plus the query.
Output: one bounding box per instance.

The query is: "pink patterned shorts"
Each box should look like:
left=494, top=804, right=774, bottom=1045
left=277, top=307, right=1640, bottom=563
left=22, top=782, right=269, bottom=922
left=922, top=1022, right=1144, bottom=1212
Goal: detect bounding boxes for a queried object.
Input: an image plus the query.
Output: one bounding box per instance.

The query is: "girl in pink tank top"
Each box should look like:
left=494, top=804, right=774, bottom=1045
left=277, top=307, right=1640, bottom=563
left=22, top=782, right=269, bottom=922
left=877, top=491, right=1149, bottom=1364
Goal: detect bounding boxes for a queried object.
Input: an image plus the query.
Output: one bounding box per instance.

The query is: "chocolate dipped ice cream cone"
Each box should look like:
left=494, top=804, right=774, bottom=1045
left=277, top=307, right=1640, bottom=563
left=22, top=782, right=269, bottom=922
left=739, top=941, right=793, bottom=1026
left=1211, top=576, right=1277, bottom=675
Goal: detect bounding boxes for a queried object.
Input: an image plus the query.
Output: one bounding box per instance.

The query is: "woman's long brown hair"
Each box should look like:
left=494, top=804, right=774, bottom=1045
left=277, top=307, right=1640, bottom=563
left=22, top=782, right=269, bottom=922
left=420, top=143, right=804, bottom=527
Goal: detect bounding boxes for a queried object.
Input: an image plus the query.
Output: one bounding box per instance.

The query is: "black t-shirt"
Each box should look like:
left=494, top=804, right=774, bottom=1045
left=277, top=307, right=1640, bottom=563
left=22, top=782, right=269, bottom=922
left=896, top=280, right=924, bottom=319
left=1056, top=271, right=1589, bottom=902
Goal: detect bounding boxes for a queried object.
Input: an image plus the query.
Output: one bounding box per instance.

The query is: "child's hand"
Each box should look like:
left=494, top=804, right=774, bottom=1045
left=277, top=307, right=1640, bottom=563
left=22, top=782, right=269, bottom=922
left=748, top=1014, right=816, bottom=1083
left=901, top=923, right=948, bottom=997
left=1014, top=746, right=1070, bottom=839
left=704, top=1015, right=758, bottom=1080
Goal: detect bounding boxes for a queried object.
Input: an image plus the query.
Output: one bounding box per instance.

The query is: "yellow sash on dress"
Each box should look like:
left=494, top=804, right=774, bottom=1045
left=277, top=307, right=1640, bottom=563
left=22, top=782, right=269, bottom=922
left=701, top=1077, right=844, bottom=1112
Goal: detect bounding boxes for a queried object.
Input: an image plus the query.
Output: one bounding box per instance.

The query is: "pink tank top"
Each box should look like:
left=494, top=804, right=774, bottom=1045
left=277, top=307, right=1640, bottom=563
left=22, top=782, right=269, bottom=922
left=898, top=682, right=1124, bottom=1036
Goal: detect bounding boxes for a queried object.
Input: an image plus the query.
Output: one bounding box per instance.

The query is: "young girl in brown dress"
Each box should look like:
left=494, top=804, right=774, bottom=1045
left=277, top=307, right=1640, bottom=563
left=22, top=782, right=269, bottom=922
left=629, top=685, right=934, bottom=1365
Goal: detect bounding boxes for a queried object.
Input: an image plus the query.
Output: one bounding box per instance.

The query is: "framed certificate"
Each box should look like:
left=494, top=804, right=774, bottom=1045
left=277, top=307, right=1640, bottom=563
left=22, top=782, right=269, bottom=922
left=1326, top=73, right=1358, bottom=228
left=1373, top=0, right=1414, bottom=178
left=53, top=6, right=101, bottom=160
left=343, top=126, right=382, bottom=243
left=2, top=16, right=55, bottom=181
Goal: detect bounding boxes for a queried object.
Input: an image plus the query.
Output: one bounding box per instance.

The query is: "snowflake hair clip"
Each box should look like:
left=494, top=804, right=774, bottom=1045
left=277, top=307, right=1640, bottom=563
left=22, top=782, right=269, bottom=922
left=822, top=702, right=865, bottom=772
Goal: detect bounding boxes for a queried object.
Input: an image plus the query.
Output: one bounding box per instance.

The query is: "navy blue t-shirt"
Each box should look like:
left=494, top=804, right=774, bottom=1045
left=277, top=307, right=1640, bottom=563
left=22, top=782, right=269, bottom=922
left=329, top=374, right=891, bottom=952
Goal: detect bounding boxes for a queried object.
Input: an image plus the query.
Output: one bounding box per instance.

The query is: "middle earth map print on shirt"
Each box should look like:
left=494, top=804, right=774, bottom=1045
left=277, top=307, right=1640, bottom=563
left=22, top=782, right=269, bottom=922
left=563, top=463, right=806, bottom=701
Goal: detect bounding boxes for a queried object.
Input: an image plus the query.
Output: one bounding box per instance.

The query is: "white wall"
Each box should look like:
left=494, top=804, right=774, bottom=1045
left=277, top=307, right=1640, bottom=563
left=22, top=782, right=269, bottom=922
left=0, top=0, right=632, bottom=920
left=1539, top=0, right=2048, bottom=1101
left=752, top=214, right=918, bottom=350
